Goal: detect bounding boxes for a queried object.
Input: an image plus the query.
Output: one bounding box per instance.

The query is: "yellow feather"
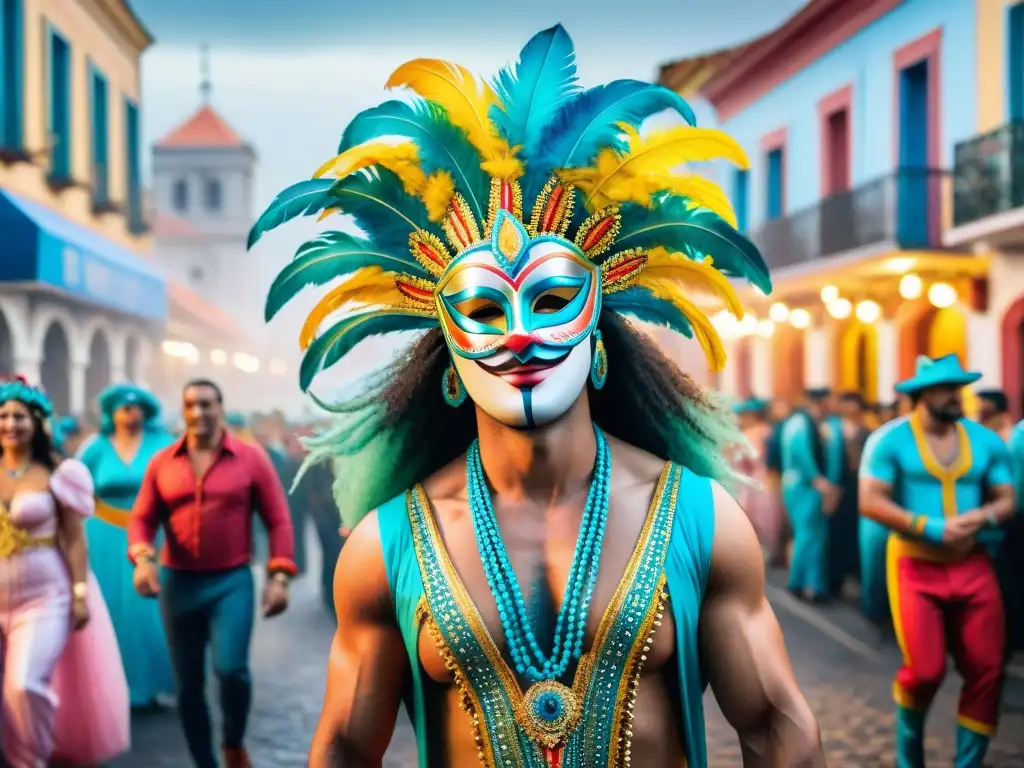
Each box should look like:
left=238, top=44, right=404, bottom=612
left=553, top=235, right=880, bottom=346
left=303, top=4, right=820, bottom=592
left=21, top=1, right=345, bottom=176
left=318, top=207, right=339, bottom=222
left=559, top=126, right=749, bottom=210
left=385, top=58, right=523, bottom=179
left=639, top=275, right=728, bottom=371
left=640, top=247, right=744, bottom=318
left=299, top=268, right=406, bottom=350
left=422, top=171, right=456, bottom=221
left=312, top=141, right=427, bottom=196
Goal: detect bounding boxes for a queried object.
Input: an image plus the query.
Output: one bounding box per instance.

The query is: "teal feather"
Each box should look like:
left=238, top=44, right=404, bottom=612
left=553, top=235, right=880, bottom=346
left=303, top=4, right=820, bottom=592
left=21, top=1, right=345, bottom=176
left=328, top=168, right=440, bottom=254
left=265, top=232, right=431, bottom=322
left=604, top=287, right=695, bottom=337
left=300, top=310, right=437, bottom=390
left=247, top=179, right=335, bottom=248
left=336, top=100, right=490, bottom=222
left=491, top=25, right=580, bottom=151
left=616, top=198, right=772, bottom=294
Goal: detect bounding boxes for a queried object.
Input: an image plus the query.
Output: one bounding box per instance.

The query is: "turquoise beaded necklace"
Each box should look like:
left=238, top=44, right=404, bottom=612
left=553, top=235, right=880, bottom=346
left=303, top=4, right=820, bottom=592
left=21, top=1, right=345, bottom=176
left=466, top=424, right=611, bottom=683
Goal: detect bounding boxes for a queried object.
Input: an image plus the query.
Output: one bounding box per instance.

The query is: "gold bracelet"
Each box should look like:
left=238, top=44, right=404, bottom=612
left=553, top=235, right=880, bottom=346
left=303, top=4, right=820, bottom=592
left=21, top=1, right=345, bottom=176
left=72, top=581, right=88, bottom=600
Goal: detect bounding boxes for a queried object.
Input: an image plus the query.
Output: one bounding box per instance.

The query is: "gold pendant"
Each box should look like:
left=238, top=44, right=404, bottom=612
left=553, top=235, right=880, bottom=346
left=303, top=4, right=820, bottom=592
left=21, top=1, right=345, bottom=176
left=516, top=680, right=582, bottom=750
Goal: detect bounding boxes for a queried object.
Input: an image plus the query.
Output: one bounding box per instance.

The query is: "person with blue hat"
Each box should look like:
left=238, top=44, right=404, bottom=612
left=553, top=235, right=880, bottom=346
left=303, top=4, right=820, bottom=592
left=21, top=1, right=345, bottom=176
left=78, top=383, right=176, bottom=708
left=780, top=387, right=841, bottom=602
left=860, top=354, right=1016, bottom=767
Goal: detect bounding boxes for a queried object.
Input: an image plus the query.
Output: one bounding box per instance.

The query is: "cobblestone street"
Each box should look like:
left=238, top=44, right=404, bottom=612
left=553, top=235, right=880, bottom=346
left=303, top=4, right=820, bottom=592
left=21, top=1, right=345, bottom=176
left=111, top=544, right=1024, bottom=767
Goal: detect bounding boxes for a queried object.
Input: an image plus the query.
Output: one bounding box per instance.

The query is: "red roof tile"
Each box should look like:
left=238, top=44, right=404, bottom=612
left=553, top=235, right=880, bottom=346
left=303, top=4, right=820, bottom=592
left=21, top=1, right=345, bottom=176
left=151, top=212, right=202, bottom=238
left=156, top=104, right=246, bottom=149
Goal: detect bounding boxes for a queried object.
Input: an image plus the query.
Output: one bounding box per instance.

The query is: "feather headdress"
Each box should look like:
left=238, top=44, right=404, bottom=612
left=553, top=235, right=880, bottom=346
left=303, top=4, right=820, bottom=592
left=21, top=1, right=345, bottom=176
left=250, top=26, right=771, bottom=522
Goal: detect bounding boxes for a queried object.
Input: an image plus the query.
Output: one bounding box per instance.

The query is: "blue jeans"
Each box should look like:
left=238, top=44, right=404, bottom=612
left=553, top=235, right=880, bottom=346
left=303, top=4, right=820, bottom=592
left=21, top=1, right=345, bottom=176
left=160, top=566, right=255, bottom=768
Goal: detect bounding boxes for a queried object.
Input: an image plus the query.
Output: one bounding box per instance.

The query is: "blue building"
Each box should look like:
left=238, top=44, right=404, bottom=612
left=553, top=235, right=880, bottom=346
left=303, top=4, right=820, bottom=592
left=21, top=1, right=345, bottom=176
left=659, top=0, right=989, bottom=412
left=0, top=0, right=166, bottom=416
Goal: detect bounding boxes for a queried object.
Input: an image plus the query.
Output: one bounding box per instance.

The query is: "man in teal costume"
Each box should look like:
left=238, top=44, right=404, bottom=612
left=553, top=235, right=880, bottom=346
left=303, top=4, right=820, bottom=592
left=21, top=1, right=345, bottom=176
left=250, top=26, right=824, bottom=768
left=860, top=355, right=1015, bottom=768
left=1004, top=419, right=1024, bottom=656
left=782, top=388, right=839, bottom=602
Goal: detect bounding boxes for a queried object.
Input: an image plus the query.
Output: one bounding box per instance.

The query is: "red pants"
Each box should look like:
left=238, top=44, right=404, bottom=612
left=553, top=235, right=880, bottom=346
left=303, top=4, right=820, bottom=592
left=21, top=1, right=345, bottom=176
left=887, top=540, right=1005, bottom=734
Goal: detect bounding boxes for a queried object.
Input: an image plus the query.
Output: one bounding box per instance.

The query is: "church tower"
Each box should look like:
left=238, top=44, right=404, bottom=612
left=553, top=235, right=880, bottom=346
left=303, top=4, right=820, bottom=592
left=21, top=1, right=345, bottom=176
left=151, top=46, right=262, bottom=331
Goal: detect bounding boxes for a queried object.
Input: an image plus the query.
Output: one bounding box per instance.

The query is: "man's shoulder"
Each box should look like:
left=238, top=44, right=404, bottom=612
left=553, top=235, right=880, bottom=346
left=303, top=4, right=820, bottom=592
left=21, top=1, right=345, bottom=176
left=866, top=416, right=911, bottom=449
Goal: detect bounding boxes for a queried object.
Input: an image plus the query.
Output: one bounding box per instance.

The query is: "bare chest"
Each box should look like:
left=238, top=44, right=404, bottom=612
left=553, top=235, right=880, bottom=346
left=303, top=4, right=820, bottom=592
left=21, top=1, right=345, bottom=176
left=415, top=492, right=676, bottom=687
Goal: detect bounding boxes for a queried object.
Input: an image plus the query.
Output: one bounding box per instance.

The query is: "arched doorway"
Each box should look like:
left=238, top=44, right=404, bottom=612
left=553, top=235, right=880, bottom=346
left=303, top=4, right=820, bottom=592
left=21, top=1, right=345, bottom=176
left=1001, top=294, right=1024, bottom=418
left=40, top=322, right=70, bottom=415
left=772, top=325, right=805, bottom=402
left=838, top=322, right=879, bottom=403
left=0, top=310, right=12, bottom=377
left=85, top=329, right=111, bottom=415
left=125, top=335, right=138, bottom=382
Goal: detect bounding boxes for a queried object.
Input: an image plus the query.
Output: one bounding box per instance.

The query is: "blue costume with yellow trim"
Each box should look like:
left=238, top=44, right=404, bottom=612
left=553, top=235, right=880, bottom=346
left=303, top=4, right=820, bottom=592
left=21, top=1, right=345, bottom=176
left=79, top=384, right=176, bottom=707
left=860, top=356, right=1012, bottom=768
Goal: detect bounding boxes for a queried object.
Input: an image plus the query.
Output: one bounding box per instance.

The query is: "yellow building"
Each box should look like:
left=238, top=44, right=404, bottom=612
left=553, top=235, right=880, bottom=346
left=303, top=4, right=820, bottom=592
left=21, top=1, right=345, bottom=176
left=0, top=0, right=165, bottom=416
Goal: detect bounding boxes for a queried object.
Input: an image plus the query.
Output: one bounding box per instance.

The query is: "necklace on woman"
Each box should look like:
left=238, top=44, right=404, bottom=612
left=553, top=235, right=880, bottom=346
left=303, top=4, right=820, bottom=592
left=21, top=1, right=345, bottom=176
left=3, top=462, right=29, bottom=480
left=466, top=424, right=612, bottom=743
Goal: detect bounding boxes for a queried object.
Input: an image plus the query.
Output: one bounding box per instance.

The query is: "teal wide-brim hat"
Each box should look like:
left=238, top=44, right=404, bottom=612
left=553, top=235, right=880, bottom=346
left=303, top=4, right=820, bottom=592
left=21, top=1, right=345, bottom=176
left=894, top=354, right=982, bottom=396
left=732, top=397, right=768, bottom=415
left=97, top=384, right=162, bottom=431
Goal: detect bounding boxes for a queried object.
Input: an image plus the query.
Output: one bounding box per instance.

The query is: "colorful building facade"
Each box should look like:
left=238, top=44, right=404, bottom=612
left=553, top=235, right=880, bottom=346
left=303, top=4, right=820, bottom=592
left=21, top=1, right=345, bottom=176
left=0, top=0, right=164, bottom=415
left=660, top=0, right=993, bottom=410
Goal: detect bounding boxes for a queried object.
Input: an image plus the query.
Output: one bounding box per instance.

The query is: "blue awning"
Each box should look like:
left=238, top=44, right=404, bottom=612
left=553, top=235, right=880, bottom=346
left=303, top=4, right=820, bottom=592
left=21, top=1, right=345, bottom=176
left=0, top=190, right=167, bottom=321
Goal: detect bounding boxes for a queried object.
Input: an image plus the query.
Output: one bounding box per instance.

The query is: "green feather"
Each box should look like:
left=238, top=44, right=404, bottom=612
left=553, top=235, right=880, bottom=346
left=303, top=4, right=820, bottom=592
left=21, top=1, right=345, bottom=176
left=265, top=232, right=431, bottom=322
left=616, top=198, right=772, bottom=295
left=337, top=100, right=490, bottom=222
left=248, top=179, right=335, bottom=249
left=604, top=287, right=694, bottom=337
left=329, top=169, right=441, bottom=254
left=300, top=310, right=438, bottom=391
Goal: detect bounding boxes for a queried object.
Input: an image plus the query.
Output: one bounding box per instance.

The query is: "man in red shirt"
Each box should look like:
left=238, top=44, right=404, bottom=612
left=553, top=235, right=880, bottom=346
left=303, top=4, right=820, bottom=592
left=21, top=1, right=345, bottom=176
left=129, top=379, right=297, bottom=768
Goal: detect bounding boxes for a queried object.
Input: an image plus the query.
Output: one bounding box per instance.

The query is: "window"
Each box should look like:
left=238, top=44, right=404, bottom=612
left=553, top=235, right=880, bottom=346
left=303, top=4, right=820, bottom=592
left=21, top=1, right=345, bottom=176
left=125, top=98, right=143, bottom=232
left=0, top=0, right=23, bottom=148
left=204, top=178, right=221, bottom=212
left=732, top=169, right=749, bottom=232
left=765, top=148, right=784, bottom=221
left=172, top=179, right=188, bottom=212
left=90, top=64, right=109, bottom=203
left=47, top=26, right=70, bottom=180
left=1010, top=3, right=1024, bottom=120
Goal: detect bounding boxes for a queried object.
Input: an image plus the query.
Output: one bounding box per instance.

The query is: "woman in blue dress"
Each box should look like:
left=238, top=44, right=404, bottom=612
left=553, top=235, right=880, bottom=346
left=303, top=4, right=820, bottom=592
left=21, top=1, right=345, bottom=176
left=79, top=383, right=176, bottom=708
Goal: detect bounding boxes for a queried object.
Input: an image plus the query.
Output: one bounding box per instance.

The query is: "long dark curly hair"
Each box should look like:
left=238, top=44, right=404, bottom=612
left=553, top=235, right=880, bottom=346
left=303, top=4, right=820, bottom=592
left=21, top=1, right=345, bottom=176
left=0, top=399, right=59, bottom=471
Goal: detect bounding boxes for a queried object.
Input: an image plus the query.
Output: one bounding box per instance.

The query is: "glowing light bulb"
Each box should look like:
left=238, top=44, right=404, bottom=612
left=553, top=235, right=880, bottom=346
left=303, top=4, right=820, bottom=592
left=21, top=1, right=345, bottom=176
left=769, top=302, right=790, bottom=323
left=827, top=298, right=852, bottom=320
left=899, top=273, right=923, bottom=300
left=756, top=319, right=775, bottom=338
left=789, top=308, right=811, bottom=329
left=738, top=312, right=758, bottom=336
left=855, top=300, right=881, bottom=323
left=820, top=285, right=839, bottom=304
left=927, top=282, right=957, bottom=308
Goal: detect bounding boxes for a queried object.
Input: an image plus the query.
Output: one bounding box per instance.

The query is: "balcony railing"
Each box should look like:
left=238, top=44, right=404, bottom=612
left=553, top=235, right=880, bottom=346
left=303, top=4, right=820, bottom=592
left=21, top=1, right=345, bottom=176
left=748, top=168, right=948, bottom=272
left=951, top=121, right=1024, bottom=227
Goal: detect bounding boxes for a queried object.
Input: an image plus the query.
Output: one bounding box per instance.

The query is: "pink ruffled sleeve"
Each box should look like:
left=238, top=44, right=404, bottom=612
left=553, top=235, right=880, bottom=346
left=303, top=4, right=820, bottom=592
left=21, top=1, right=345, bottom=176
left=50, top=459, right=96, bottom=518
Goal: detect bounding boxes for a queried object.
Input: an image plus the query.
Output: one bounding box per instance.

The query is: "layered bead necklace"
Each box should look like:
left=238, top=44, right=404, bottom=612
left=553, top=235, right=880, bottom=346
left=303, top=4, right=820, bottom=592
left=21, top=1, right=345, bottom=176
left=465, top=425, right=612, bottom=684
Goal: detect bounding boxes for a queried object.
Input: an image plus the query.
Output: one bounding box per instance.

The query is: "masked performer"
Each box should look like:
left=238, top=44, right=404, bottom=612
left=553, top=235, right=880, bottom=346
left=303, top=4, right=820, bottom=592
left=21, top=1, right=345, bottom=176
left=128, top=379, right=295, bottom=768
left=78, top=384, right=176, bottom=708
left=0, top=378, right=129, bottom=767
left=250, top=26, right=823, bottom=767
left=860, top=355, right=1016, bottom=768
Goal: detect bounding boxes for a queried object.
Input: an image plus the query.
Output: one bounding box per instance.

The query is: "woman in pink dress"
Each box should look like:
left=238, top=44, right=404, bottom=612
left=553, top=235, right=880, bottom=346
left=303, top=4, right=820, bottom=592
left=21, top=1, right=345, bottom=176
left=0, top=377, right=129, bottom=767
left=731, top=398, right=785, bottom=562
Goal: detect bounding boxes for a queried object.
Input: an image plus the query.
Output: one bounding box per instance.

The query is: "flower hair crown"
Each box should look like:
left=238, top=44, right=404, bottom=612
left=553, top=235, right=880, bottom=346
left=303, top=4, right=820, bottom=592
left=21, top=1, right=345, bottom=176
left=0, top=376, right=54, bottom=417
left=248, top=25, right=772, bottom=399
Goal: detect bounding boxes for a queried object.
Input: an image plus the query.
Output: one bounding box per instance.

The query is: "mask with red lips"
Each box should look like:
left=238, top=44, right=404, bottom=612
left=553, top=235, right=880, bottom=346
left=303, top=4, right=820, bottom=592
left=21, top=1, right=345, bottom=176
left=436, top=210, right=600, bottom=428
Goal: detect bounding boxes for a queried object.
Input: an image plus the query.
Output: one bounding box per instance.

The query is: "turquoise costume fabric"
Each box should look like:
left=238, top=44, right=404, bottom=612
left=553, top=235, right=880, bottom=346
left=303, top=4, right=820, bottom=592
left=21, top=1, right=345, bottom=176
left=79, top=428, right=176, bottom=706
left=781, top=410, right=829, bottom=597
left=376, top=465, right=716, bottom=767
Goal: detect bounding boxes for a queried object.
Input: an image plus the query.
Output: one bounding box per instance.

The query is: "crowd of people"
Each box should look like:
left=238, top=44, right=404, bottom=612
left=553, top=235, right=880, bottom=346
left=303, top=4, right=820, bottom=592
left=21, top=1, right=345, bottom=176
left=731, top=354, right=1024, bottom=764
left=0, top=375, right=342, bottom=768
